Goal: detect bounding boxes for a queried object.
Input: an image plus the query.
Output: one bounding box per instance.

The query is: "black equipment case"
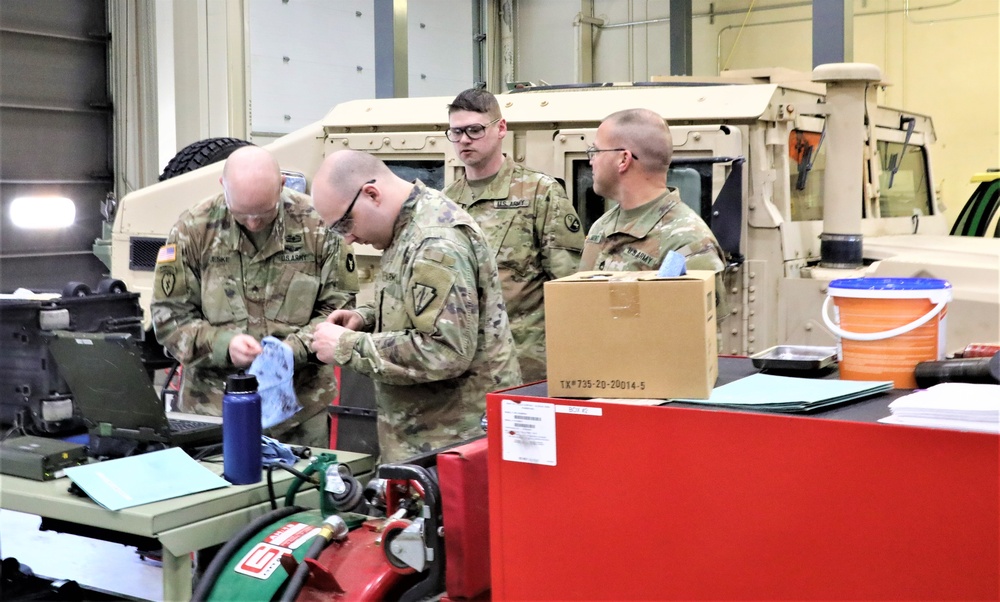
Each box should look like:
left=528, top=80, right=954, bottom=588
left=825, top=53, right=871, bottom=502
left=0, top=292, right=144, bottom=435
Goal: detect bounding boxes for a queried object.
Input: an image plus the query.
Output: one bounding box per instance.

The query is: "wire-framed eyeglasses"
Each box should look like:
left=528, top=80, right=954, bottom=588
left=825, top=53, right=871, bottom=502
left=585, top=145, right=639, bottom=161
left=329, top=179, right=376, bottom=236
left=224, top=189, right=281, bottom=220
left=446, top=117, right=502, bottom=142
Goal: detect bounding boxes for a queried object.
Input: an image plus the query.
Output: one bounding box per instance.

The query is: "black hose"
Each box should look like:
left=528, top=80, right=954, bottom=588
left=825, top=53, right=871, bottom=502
left=190, top=505, right=305, bottom=602
left=277, top=530, right=330, bottom=602
left=266, top=463, right=320, bottom=510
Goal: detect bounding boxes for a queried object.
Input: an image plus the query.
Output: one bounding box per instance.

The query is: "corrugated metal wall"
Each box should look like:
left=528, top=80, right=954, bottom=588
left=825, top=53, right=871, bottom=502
left=0, top=0, right=111, bottom=293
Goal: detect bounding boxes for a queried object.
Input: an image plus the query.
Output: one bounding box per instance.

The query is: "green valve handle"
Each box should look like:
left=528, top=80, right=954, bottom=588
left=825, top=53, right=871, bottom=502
left=283, top=452, right=339, bottom=515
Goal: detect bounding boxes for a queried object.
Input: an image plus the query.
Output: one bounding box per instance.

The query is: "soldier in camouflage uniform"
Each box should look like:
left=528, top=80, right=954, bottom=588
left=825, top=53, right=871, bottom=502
left=309, top=150, right=522, bottom=463
left=444, top=89, right=584, bottom=383
left=580, top=108, right=727, bottom=278
left=151, top=147, right=359, bottom=446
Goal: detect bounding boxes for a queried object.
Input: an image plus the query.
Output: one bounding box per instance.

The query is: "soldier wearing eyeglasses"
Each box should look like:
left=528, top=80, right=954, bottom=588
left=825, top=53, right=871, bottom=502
left=443, top=88, right=584, bottom=383
left=309, top=150, right=521, bottom=463
left=580, top=108, right=726, bottom=276
left=150, top=146, right=359, bottom=446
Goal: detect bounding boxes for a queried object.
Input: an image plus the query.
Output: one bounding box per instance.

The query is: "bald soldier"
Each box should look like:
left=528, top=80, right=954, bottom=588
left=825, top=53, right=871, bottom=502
left=309, top=150, right=521, bottom=463
left=444, top=89, right=584, bottom=382
left=580, top=108, right=726, bottom=276
left=151, top=146, right=359, bottom=446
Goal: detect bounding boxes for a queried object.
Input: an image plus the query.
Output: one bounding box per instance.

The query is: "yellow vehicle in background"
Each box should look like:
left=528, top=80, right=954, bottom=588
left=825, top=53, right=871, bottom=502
left=96, top=63, right=1000, bottom=356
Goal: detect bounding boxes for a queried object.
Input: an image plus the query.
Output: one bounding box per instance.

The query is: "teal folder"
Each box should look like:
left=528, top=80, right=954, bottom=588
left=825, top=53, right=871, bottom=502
left=673, top=373, right=893, bottom=413
left=64, top=447, right=229, bottom=511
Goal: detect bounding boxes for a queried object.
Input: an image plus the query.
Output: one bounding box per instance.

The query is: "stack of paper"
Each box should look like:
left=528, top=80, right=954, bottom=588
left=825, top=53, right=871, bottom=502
left=672, top=373, right=893, bottom=413
left=878, top=383, right=1000, bottom=433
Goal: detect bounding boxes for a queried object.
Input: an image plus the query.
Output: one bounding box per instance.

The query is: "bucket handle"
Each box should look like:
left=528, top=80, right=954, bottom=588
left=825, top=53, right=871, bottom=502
left=821, top=295, right=947, bottom=342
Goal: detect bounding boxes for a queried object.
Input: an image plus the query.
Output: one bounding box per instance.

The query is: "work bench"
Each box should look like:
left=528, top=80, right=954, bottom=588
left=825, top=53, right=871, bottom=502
left=0, top=448, right=373, bottom=601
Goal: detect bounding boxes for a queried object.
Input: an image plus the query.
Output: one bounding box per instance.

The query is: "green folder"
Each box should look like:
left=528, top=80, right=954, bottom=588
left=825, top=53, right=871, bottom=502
left=672, top=373, right=893, bottom=413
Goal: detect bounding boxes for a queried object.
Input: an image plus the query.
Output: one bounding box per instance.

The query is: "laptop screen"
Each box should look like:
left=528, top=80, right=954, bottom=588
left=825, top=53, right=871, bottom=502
left=47, top=331, right=173, bottom=441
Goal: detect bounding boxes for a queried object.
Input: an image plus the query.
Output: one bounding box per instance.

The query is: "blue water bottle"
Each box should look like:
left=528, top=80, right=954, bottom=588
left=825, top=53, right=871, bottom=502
left=223, top=372, right=262, bottom=485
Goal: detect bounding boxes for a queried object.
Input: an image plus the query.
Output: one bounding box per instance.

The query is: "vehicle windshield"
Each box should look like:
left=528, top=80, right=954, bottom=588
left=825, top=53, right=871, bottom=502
left=787, top=130, right=933, bottom=221
left=877, top=140, right=932, bottom=218
left=384, top=160, right=445, bottom=191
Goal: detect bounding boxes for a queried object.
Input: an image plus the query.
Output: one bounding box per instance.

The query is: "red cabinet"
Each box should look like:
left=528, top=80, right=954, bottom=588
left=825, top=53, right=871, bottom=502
left=488, top=378, right=999, bottom=600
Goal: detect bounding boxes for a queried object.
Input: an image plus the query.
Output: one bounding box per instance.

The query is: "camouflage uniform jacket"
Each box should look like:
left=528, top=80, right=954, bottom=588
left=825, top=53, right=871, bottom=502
left=330, top=181, right=522, bottom=462
left=580, top=188, right=726, bottom=273
left=443, top=156, right=584, bottom=382
left=151, top=188, right=359, bottom=434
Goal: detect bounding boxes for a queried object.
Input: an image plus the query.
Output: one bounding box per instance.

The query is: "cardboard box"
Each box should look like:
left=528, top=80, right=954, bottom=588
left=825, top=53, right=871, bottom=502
left=544, top=270, right=718, bottom=399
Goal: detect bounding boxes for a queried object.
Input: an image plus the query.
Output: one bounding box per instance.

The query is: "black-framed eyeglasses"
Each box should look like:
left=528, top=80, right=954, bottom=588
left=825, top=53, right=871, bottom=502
left=446, top=117, right=501, bottom=142
left=330, top=179, right=376, bottom=236
left=585, top=145, right=639, bottom=161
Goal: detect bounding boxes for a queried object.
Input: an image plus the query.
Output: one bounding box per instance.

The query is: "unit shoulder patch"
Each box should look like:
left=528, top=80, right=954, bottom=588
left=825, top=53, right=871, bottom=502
left=406, top=259, right=456, bottom=333
left=565, top=215, right=581, bottom=233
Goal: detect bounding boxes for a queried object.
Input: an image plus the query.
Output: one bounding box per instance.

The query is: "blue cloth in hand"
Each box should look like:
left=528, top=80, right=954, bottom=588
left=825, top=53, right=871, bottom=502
left=249, top=337, right=302, bottom=429
left=657, top=250, right=687, bottom=277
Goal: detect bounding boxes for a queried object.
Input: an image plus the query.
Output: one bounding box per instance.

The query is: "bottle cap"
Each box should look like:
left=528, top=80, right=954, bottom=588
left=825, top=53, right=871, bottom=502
left=225, top=372, right=258, bottom=394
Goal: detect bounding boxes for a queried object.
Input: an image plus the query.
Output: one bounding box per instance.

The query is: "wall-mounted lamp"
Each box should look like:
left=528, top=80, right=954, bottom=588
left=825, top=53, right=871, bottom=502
left=10, top=196, right=76, bottom=229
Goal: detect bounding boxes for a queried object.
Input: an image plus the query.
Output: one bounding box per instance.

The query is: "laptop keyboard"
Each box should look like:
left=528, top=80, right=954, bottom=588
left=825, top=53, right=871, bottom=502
left=168, top=418, right=214, bottom=433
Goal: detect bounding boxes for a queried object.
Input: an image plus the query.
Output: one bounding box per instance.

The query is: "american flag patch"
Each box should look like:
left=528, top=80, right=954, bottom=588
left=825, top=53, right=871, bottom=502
left=156, top=244, right=177, bottom=263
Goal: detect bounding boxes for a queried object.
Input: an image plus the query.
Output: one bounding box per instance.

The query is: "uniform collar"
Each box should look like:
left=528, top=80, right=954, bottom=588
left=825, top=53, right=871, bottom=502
left=611, top=189, right=678, bottom=239
left=392, top=180, right=426, bottom=240
left=454, top=155, right=514, bottom=206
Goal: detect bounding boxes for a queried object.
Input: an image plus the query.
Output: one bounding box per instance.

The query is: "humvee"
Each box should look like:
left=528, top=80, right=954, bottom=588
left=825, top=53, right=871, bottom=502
left=96, top=63, right=1000, bottom=356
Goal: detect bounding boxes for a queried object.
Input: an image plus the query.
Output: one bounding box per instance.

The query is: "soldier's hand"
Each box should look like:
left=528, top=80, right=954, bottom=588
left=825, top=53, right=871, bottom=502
left=326, top=309, right=365, bottom=331
left=311, top=322, right=349, bottom=364
left=229, top=334, right=263, bottom=368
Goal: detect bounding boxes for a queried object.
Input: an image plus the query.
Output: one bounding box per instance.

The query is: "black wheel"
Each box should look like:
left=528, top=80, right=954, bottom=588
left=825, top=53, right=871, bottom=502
left=62, top=281, right=91, bottom=297
left=96, top=278, right=128, bottom=295
left=159, top=137, right=253, bottom=181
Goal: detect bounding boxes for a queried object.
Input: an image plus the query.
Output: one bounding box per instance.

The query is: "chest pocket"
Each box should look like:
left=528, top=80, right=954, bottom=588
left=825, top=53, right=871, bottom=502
left=271, top=270, right=320, bottom=325
left=493, top=211, right=537, bottom=279
left=201, top=264, right=247, bottom=325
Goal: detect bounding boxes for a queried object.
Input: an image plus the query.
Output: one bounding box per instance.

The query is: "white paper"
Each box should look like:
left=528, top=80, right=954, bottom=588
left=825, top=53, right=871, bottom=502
left=556, top=404, right=603, bottom=416
left=884, top=383, right=1000, bottom=432
left=501, top=399, right=556, bottom=466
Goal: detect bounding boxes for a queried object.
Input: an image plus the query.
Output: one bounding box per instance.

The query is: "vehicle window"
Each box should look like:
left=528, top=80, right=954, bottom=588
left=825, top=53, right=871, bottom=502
left=877, top=141, right=932, bottom=218
left=570, top=160, right=612, bottom=235
left=788, top=130, right=825, bottom=222
left=384, top=160, right=445, bottom=191
left=571, top=158, right=727, bottom=233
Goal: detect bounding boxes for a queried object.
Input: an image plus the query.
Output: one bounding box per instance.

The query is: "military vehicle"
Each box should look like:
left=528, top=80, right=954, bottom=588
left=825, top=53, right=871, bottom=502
left=96, top=63, right=1000, bottom=356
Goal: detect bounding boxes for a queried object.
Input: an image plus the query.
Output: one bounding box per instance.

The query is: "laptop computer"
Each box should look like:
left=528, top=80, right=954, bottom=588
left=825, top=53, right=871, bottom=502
left=47, top=331, right=221, bottom=448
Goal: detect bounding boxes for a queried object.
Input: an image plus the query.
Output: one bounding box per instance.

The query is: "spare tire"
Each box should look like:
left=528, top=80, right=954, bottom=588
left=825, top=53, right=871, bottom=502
left=159, top=137, right=253, bottom=181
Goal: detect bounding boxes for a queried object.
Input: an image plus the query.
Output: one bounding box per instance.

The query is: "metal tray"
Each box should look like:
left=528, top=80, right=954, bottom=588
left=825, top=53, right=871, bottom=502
left=750, top=345, right=838, bottom=371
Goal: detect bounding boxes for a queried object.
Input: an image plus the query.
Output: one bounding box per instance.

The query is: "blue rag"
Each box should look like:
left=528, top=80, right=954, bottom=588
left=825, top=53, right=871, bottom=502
left=261, top=435, right=297, bottom=466
left=249, top=336, right=302, bottom=429
left=657, top=250, right=687, bottom=278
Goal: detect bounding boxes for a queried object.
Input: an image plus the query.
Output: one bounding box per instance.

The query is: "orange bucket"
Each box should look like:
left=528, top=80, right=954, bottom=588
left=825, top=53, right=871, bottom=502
left=822, top=278, right=951, bottom=388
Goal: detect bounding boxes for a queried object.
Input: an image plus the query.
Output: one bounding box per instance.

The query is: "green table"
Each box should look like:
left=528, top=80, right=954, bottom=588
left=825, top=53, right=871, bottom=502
left=0, top=449, right=374, bottom=601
